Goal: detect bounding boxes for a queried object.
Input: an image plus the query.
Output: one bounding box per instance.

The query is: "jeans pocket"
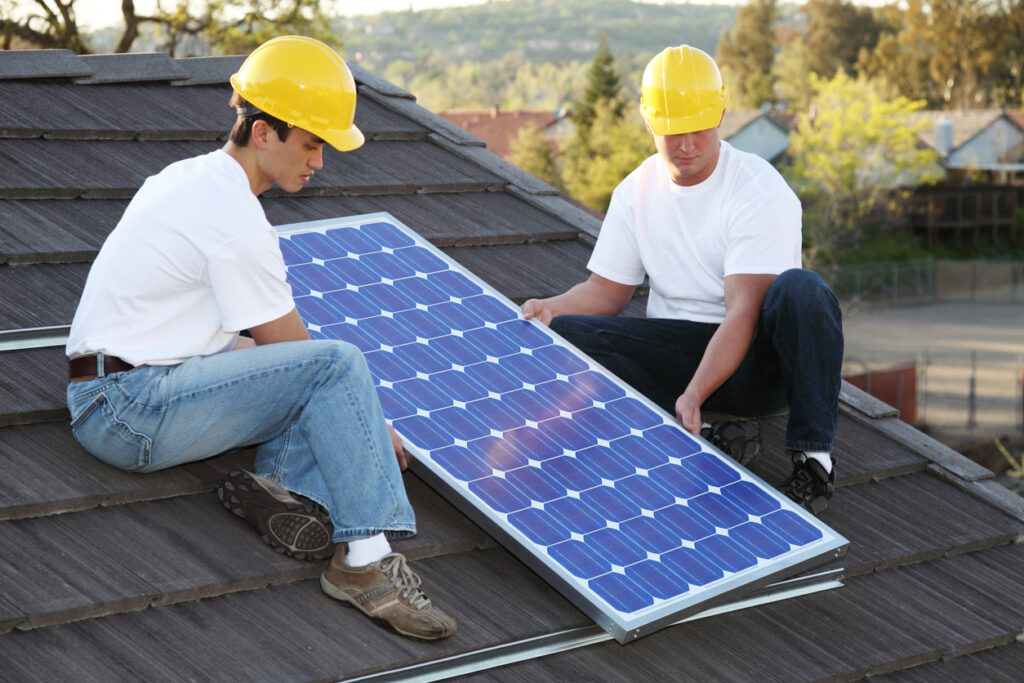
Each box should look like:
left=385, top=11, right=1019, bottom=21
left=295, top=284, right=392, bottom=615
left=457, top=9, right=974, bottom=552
left=70, top=392, right=153, bottom=472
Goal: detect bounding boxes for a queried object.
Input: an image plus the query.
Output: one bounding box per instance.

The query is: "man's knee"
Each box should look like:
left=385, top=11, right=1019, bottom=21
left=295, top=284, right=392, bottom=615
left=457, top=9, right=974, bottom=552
left=766, top=268, right=839, bottom=315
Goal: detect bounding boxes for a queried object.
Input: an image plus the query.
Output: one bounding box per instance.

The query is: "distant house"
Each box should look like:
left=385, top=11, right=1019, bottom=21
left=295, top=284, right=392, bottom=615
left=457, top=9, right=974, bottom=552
left=914, top=109, right=1024, bottom=178
left=720, top=108, right=795, bottom=164
left=441, top=106, right=569, bottom=160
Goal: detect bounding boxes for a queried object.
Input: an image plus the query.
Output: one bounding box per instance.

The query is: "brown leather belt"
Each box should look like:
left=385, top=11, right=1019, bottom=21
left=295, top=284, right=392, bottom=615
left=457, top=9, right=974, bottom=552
left=69, top=354, right=136, bottom=381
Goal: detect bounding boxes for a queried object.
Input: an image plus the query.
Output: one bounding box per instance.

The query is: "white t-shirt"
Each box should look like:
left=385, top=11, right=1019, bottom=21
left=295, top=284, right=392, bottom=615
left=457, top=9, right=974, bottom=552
left=588, top=141, right=802, bottom=323
left=66, top=149, right=295, bottom=366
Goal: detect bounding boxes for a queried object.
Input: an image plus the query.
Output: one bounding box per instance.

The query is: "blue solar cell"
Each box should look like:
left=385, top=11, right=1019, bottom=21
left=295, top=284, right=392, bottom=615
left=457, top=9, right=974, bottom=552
left=590, top=573, right=653, bottom=613
left=290, top=231, right=346, bottom=260
left=432, top=444, right=494, bottom=481
left=616, top=475, right=676, bottom=511
left=569, top=371, right=626, bottom=402
left=533, top=344, right=590, bottom=375
left=464, top=327, right=520, bottom=358
left=500, top=353, right=557, bottom=385
left=327, top=226, right=380, bottom=254
left=429, top=334, right=488, bottom=366
left=322, top=258, right=379, bottom=287
left=323, top=323, right=379, bottom=353
left=647, top=463, right=708, bottom=499
left=279, top=237, right=309, bottom=266
left=497, top=319, right=551, bottom=349
left=394, top=378, right=452, bottom=411
left=662, top=547, right=724, bottom=586
left=577, top=445, right=635, bottom=481
left=294, top=295, right=338, bottom=326
left=503, top=389, right=560, bottom=422
left=431, top=301, right=486, bottom=332
left=392, top=343, right=450, bottom=374
left=376, top=385, right=416, bottom=420
left=620, top=516, right=680, bottom=554
left=394, top=276, right=450, bottom=306
left=606, top=397, right=664, bottom=430
left=549, top=540, right=610, bottom=579
left=646, top=424, right=702, bottom=459
left=359, top=220, right=416, bottom=248
left=433, top=369, right=488, bottom=402
left=361, top=282, right=416, bottom=313
left=581, top=486, right=640, bottom=523
left=429, top=270, right=483, bottom=298
left=433, top=406, right=491, bottom=441
left=509, top=508, right=571, bottom=546
left=589, top=528, right=647, bottom=566
left=463, top=294, right=517, bottom=323
left=361, top=316, right=417, bottom=346
left=396, top=245, right=448, bottom=274
left=288, top=263, right=347, bottom=293
left=573, top=407, right=631, bottom=441
left=393, top=414, right=455, bottom=450
left=535, top=379, right=593, bottom=413
left=538, top=417, right=598, bottom=451
left=308, top=327, right=327, bottom=340
left=364, top=350, right=416, bottom=383
left=541, top=456, right=602, bottom=491
left=466, top=435, right=527, bottom=471
left=506, top=466, right=566, bottom=502
left=502, top=426, right=563, bottom=461
left=465, top=398, right=522, bottom=432
left=547, top=496, right=606, bottom=534
left=722, top=481, right=782, bottom=517
left=697, top=535, right=758, bottom=574
left=679, top=451, right=742, bottom=488
left=464, top=362, right=521, bottom=394
left=360, top=251, right=417, bottom=280
left=626, top=561, right=690, bottom=600
left=393, top=309, right=450, bottom=340
left=611, top=435, right=670, bottom=470
left=688, top=492, right=749, bottom=529
left=656, top=504, right=716, bottom=542
left=469, top=476, right=531, bottom=514
left=730, top=522, right=790, bottom=560
left=763, top=510, right=823, bottom=546
left=323, top=289, right=381, bottom=319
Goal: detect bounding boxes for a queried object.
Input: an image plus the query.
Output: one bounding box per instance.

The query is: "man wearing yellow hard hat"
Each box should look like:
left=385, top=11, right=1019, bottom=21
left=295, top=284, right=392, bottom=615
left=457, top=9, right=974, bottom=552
left=524, top=46, right=844, bottom=515
left=66, top=36, right=455, bottom=640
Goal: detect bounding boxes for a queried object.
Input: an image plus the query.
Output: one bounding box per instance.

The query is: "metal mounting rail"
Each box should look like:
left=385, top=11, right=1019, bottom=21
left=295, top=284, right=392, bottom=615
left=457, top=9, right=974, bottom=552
left=0, top=325, right=70, bottom=352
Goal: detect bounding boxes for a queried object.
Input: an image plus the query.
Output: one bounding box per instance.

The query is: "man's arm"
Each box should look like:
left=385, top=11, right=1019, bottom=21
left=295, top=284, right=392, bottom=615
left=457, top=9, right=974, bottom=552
left=522, top=273, right=637, bottom=326
left=675, top=273, right=776, bottom=433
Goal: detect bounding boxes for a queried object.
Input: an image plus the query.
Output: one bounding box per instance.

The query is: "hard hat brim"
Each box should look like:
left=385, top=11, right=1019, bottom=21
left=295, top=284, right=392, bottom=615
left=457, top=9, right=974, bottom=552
left=323, top=125, right=365, bottom=152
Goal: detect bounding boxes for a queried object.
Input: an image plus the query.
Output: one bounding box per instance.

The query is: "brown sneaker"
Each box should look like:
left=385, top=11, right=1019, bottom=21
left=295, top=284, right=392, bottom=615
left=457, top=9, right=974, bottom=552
left=320, top=549, right=457, bottom=640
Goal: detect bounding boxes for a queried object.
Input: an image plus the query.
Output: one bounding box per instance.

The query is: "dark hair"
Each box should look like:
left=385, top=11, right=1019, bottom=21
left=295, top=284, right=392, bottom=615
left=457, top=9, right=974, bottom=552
left=228, top=92, right=292, bottom=146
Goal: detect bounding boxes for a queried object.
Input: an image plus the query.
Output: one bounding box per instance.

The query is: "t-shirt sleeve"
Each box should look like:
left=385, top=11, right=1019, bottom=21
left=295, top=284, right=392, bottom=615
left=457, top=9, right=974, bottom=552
left=204, top=230, right=296, bottom=332
left=723, top=179, right=803, bottom=276
left=587, top=182, right=647, bottom=286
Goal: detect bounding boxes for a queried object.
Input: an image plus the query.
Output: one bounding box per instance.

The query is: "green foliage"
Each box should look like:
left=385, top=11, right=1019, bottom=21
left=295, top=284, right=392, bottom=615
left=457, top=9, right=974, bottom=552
left=508, top=125, right=562, bottom=189
left=560, top=103, right=653, bottom=213
left=573, top=33, right=626, bottom=132
left=783, top=71, right=943, bottom=268
left=771, top=35, right=812, bottom=112
left=717, top=0, right=777, bottom=108
left=801, top=0, right=882, bottom=79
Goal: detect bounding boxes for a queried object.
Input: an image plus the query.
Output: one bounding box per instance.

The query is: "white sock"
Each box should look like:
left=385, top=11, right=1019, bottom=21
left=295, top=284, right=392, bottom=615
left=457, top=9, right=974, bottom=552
left=346, top=533, right=392, bottom=567
left=805, top=451, right=833, bottom=474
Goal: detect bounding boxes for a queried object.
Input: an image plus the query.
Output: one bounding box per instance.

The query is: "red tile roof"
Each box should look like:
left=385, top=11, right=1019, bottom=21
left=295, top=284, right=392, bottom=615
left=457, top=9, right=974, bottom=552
left=440, top=106, right=564, bottom=158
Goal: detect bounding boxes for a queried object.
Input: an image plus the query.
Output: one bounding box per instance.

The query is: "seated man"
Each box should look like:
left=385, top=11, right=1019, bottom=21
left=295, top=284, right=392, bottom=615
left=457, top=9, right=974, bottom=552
left=524, top=45, right=844, bottom=515
left=65, top=36, right=455, bottom=640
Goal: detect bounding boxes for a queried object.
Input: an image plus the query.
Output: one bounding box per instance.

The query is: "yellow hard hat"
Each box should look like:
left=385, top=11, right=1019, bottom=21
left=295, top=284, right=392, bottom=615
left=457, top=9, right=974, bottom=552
left=639, top=45, right=727, bottom=136
left=230, top=35, right=364, bottom=151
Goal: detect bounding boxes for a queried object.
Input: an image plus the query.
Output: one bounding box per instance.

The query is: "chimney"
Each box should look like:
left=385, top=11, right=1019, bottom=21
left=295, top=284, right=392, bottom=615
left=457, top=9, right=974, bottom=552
left=934, top=117, right=953, bottom=157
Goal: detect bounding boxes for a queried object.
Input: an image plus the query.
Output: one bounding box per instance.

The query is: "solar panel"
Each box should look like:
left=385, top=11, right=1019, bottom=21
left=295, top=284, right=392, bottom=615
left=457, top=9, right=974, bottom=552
left=277, top=212, right=848, bottom=643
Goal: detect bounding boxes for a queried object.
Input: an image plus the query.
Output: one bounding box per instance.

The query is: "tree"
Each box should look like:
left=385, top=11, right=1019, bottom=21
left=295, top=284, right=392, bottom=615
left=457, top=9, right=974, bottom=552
left=771, top=34, right=812, bottom=112
left=717, top=0, right=778, bottom=108
left=1, top=0, right=89, bottom=52
left=571, top=32, right=626, bottom=133
left=508, top=124, right=561, bottom=190
left=801, top=0, right=882, bottom=80
left=783, top=71, right=942, bottom=267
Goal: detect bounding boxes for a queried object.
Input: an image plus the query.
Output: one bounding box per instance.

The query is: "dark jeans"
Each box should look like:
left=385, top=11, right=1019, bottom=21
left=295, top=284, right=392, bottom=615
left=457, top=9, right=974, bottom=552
left=550, top=269, right=843, bottom=453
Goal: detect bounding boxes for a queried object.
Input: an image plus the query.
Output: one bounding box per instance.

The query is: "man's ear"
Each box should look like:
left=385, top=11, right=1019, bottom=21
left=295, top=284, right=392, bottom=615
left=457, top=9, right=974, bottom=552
left=644, top=119, right=654, bottom=135
left=251, top=119, right=271, bottom=148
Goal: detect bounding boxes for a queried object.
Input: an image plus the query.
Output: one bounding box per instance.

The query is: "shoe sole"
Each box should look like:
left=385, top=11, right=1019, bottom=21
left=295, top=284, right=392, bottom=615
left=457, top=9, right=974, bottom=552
left=319, top=573, right=454, bottom=640
left=217, top=470, right=334, bottom=561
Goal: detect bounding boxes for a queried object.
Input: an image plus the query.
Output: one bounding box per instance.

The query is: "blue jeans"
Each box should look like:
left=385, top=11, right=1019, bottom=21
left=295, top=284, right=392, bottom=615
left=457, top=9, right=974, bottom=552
left=66, top=340, right=415, bottom=543
left=550, top=269, right=843, bottom=453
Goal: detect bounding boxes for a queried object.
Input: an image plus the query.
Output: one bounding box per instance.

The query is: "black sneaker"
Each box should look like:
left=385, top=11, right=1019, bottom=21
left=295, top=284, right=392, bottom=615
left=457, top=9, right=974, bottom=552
left=701, top=420, right=762, bottom=470
left=216, top=469, right=334, bottom=561
left=779, top=452, right=836, bottom=515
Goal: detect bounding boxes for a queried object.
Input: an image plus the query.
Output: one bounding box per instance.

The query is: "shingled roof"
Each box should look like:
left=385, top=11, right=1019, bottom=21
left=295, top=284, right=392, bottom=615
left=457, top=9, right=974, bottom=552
left=2, top=49, right=1023, bottom=681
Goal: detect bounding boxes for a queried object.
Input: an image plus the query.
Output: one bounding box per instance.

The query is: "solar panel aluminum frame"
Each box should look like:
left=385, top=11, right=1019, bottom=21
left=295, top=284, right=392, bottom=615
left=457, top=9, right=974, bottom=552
left=276, top=212, right=849, bottom=644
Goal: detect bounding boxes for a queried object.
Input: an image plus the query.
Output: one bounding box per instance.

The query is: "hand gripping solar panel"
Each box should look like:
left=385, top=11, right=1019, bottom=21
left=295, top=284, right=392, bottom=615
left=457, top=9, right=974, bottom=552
left=277, top=212, right=848, bottom=643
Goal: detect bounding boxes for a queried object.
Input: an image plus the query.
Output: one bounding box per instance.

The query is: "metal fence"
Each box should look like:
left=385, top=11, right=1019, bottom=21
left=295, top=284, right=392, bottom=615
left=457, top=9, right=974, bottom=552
left=829, top=258, right=1024, bottom=306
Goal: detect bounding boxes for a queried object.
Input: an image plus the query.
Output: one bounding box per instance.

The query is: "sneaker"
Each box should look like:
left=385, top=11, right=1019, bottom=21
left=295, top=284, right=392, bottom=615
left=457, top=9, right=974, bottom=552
left=779, top=452, right=836, bottom=515
left=320, top=550, right=457, bottom=640
left=216, top=469, right=334, bottom=561
left=701, top=420, right=762, bottom=470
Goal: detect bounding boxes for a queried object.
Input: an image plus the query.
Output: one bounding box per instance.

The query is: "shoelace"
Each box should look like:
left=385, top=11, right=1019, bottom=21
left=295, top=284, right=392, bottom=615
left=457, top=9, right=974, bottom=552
left=378, top=554, right=432, bottom=610
left=783, top=467, right=818, bottom=501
